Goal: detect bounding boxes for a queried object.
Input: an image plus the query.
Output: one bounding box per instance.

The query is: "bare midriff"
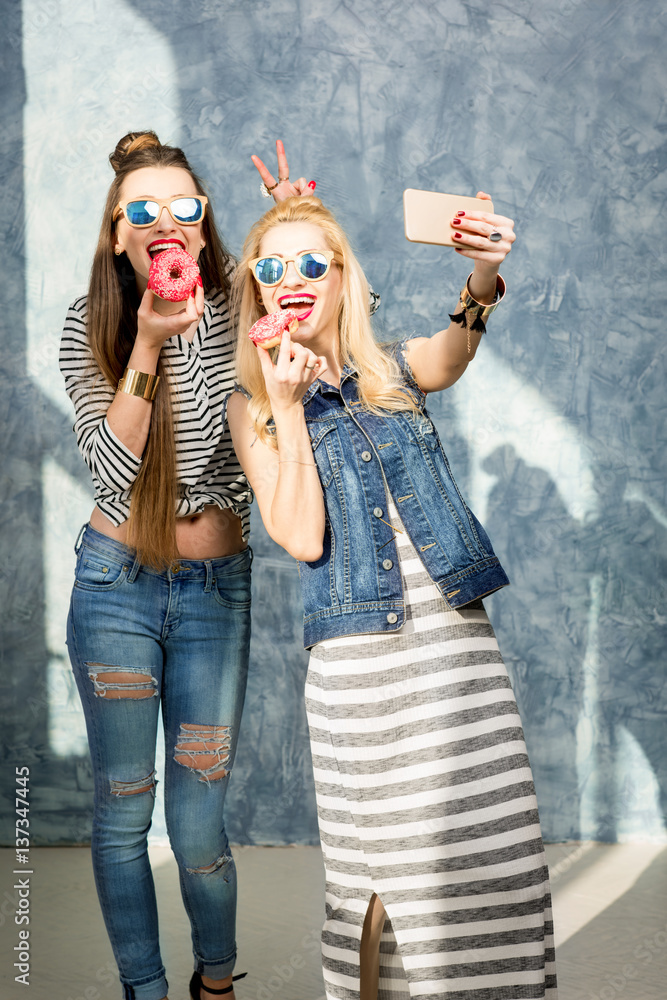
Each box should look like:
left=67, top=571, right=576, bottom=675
left=89, top=504, right=245, bottom=560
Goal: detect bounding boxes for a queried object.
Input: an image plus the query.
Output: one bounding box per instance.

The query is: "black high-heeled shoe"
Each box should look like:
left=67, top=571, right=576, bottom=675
left=189, top=970, right=247, bottom=998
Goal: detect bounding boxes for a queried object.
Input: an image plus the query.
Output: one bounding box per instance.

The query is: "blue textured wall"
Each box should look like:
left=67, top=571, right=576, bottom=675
left=1, top=0, right=665, bottom=846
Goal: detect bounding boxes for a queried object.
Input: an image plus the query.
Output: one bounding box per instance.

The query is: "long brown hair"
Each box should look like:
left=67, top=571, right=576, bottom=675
left=87, top=131, right=233, bottom=567
left=233, top=197, right=415, bottom=448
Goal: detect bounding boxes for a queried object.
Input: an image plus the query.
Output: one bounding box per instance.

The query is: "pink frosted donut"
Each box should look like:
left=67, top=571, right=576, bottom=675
left=148, top=248, right=200, bottom=302
left=248, top=310, right=299, bottom=350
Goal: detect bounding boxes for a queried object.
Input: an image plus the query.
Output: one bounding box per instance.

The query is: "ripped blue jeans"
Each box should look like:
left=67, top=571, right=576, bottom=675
left=67, top=524, right=252, bottom=1000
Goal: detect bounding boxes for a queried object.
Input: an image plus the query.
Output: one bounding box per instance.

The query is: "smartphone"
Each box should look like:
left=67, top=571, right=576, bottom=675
left=403, top=189, right=494, bottom=246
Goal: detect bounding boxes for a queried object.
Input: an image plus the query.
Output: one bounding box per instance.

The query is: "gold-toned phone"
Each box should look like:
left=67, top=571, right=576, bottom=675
left=403, top=189, right=493, bottom=246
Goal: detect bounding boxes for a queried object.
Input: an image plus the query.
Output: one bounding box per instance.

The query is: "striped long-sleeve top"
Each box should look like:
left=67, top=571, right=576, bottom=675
left=59, top=287, right=252, bottom=540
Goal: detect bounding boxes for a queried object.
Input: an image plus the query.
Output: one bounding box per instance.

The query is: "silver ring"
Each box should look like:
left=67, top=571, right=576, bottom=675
left=488, top=230, right=502, bottom=242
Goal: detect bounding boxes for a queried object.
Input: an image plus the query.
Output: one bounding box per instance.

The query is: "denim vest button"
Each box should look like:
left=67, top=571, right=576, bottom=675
left=373, top=507, right=383, bottom=517
left=382, top=559, right=393, bottom=570
left=298, top=372, right=510, bottom=648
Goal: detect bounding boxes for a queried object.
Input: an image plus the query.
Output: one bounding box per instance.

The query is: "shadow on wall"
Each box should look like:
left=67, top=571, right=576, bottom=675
left=482, top=444, right=589, bottom=840
left=0, top=5, right=97, bottom=846
left=0, top=0, right=319, bottom=848
left=225, top=510, right=318, bottom=844
left=482, top=445, right=667, bottom=841
left=2, top=0, right=666, bottom=848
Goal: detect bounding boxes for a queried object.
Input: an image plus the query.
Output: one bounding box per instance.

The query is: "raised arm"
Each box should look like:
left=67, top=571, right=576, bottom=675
left=251, top=142, right=381, bottom=316
left=60, top=285, right=204, bottom=494
left=104, top=285, right=204, bottom=456
left=405, top=193, right=515, bottom=393
left=227, top=332, right=327, bottom=562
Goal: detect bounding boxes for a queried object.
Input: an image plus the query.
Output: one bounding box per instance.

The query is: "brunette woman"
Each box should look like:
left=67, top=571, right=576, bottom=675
left=59, top=132, right=307, bottom=1000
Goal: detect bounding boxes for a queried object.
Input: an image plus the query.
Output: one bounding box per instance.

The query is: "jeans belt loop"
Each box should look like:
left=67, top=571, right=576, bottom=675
left=127, top=553, right=142, bottom=584
left=204, top=560, right=213, bottom=593
left=74, top=523, right=87, bottom=554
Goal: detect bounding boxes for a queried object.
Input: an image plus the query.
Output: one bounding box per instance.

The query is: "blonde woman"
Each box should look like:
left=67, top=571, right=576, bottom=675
left=227, top=196, right=557, bottom=999
left=60, top=133, right=309, bottom=1000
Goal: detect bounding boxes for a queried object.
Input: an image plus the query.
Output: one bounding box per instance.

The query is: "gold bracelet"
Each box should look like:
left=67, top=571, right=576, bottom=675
left=279, top=459, right=317, bottom=467
left=449, top=273, right=507, bottom=353
left=117, top=368, right=160, bottom=401
left=459, top=272, right=506, bottom=320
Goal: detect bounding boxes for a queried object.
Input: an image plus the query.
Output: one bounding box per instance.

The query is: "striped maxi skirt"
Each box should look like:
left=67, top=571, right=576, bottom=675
left=305, top=501, right=558, bottom=1000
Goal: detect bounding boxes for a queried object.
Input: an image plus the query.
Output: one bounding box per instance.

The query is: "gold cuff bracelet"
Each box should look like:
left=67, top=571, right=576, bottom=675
left=459, top=272, right=506, bottom=319
left=449, top=273, right=507, bottom=352
left=117, top=368, right=160, bottom=401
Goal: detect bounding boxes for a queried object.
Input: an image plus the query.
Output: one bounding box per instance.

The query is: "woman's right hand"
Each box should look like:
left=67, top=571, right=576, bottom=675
left=256, top=329, right=327, bottom=413
left=228, top=330, right=327, bottom=562
left=136, top=283, right=205, bottom=349
left=105, top=282, right=206, bottom=460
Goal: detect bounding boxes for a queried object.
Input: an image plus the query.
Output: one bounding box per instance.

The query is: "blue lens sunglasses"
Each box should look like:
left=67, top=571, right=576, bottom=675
left=113, top=196, right=208, bottom=228
left=249, top=250, right=337, bottom=287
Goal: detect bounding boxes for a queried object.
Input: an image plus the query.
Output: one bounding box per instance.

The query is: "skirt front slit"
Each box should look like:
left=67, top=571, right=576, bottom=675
left=305, top=501, right=558, bottom=1000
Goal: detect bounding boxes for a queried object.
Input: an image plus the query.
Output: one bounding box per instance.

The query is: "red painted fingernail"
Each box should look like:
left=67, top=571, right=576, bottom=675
left=457, top=211, right=466, bottom=217
left=453, top=232, right=463, bottom=239
left=308, top=180, right=316, bottom=190
left=197, top=275, right=203, bottom=287
left=451, top=219, right=462, bottom=226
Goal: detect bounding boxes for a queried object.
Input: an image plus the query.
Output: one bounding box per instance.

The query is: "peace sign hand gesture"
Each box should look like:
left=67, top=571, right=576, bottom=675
left=251, top=140, right=316, bottom=202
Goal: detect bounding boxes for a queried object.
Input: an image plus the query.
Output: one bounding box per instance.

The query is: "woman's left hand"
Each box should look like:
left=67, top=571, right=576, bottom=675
left=251, top=140, right=316, bottom=202
left=451, top=192, right=516, bottom=275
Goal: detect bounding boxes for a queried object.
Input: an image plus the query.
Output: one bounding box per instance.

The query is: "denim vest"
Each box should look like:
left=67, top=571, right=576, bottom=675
left=298, top=343, right=509, bottom=648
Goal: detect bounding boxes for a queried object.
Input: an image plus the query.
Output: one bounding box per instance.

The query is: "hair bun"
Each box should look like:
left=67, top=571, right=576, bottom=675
left=109, top=131, right=162, bottom=173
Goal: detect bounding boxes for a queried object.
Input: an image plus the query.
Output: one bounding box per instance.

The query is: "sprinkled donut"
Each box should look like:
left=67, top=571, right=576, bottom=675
left=148, top=248, right=200, bottom=302
left=248, top=310, right=299, bottom=350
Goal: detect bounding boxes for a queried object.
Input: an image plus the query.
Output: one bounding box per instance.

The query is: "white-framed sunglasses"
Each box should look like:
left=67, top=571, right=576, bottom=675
left=113, top=196, right=208, bottom=228
left=249, top=250, right=336, bottom=287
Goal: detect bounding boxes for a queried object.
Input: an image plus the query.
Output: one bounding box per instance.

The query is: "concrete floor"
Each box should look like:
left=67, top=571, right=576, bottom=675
left=1, top=843, right=665, bottom=1000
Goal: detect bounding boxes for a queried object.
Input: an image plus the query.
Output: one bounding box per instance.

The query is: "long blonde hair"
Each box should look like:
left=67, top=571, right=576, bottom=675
left=233, top=197, right=415, bottom=447
left=87, top=131, right=234, bottom=567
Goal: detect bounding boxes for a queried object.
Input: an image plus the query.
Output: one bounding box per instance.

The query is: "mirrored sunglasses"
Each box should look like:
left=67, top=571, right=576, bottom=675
left=113, top=196, right=208, bottom=228
left=249, top=250, right=336, bottom=286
